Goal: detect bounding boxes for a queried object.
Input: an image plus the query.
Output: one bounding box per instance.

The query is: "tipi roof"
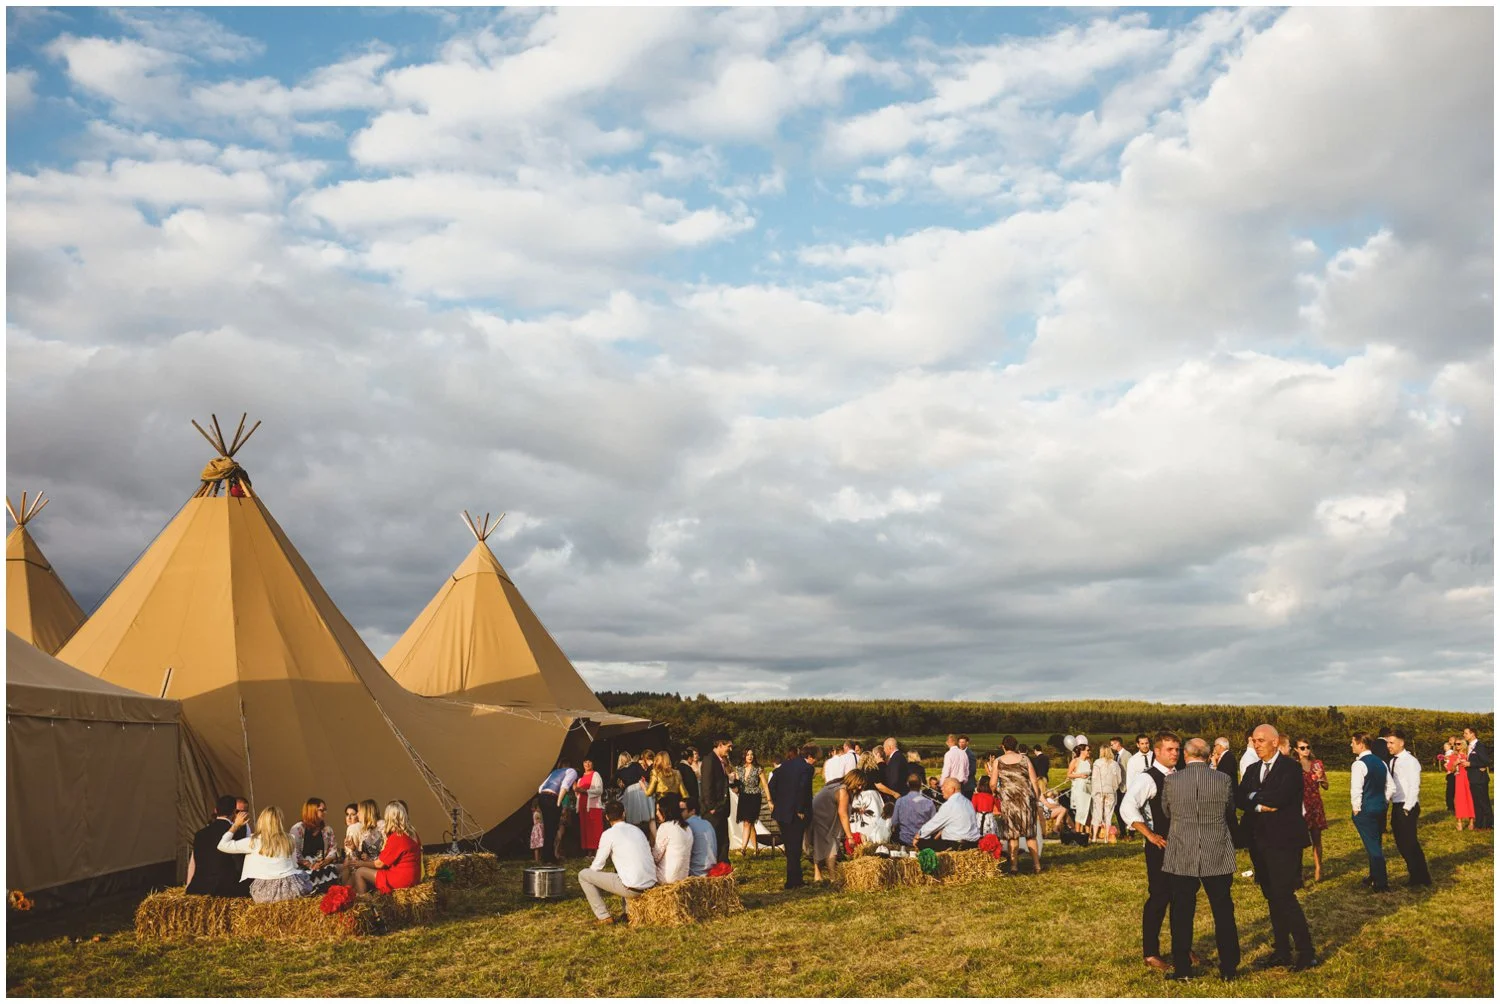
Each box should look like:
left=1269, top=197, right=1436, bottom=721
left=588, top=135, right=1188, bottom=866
left=384, top=511, right=619, bottom=719
left=58, top=416, right=573, bottom=840
left=6, top=491, right=87, bottom=654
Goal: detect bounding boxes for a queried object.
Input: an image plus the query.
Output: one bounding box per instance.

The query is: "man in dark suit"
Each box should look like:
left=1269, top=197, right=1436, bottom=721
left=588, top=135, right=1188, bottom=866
left=1161, top=738, right=1241, bottom=982
left=959, top=735, right=978, bottom=797
left=1237, top=724, right=1317, bottom=971
left=875, top=737, right=908, bottom=803
left=1213, top=737, right=1237, bottom=783
left=768, top=744, right=817, bottom=889
left=185, top=794, right=252, bottom=897
left=700, top=736, right=734, bottom=864
left=1463, top=727, right=1492, bottom=829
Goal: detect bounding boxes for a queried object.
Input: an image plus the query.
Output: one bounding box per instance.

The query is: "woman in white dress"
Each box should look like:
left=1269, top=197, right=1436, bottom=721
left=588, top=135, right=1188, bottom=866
left=848, top=780, right=891, bottom=846
left=1067, top=743, right=1093, bottom=833
left=1089, top=747, right=1122, bottom=843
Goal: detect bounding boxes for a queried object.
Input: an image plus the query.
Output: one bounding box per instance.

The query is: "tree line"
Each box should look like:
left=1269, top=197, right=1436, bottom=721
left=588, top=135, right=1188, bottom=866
left=598, top=692, right=1492, bottom=763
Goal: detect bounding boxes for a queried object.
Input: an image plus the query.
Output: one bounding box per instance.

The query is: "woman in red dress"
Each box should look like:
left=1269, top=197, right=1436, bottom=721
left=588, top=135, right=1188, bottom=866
left=353, top=801, right=422, bottom=894
left=1447, top=741, right=1476, bottom=829
left=574, top=758, right=605, bottom=852
left=1295, top=739, right=1329, bottom=881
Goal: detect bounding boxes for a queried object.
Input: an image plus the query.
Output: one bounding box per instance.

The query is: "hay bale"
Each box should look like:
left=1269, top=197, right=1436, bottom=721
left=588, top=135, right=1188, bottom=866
left=836, top=855, right=897, bottom=892
left=362, top=881, right=443, bottom=929
left=132, top=882, right=444, bottom=942
left=134, top=887, right=237, bottom=941
left=625, top=875, right=743, bottom=927
left=423, top=852, right=501, bottom=888
left=939, top=849, right=999, bottom=886
left=234, top=895, right=378, bottom=941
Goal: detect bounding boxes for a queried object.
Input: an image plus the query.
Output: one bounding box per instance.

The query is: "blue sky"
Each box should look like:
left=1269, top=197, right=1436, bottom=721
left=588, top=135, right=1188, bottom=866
left=5, top=7, right=1493, bottom=709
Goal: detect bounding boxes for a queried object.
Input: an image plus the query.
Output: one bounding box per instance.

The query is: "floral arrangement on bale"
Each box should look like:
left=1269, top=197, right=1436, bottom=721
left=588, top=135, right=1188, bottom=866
left=977, top=834, right=1003, bottom=860
left=319, top=885, right=355, bottom=914
left=9, top=890, right=34, bottom=912
left=917, top=847, right=941, bottom=876
left=626, top=875, right=743, bottom=927
left=706, top=861, right=733, bottom=878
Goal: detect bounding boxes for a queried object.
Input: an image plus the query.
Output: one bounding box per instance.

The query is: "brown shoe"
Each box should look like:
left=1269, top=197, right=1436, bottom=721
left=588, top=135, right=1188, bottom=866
left=595, top=915, right=616, bottom=926
left=1145, top=956, right=1171, bottom=973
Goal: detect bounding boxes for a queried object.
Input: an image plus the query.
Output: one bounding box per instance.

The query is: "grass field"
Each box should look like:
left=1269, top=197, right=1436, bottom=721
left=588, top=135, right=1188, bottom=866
left=6, top=771, right=1491, bottom=997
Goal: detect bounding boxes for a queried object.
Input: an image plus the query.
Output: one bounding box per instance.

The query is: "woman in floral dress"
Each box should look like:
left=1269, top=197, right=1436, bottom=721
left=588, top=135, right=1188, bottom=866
left=1295, top=739, right=1329, bottom=881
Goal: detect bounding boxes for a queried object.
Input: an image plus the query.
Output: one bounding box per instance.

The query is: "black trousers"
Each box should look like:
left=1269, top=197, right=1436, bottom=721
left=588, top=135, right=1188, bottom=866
left=1169, top=873, right=1240, bottom=975
left=1256, top=845, right=1314, bottom=959
left=1471, top=773, right=1493, bottom=829
left=538, top=795, right=562, bottom=862
left=1142, top=841, right=1171, bottom=959
left=708, top=806, right=730, bottom=864
left=1390, top=804, right=1431, bottom=884
left=780, top=815, right=806, bottom=887
left=1446, top=773, right=1456, bottom=813
left=914, top=837, right=978, bottom=852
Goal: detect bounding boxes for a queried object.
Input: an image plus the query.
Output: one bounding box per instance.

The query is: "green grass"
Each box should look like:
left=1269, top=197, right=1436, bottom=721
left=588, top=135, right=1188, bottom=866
left=6, top=771, right=1490, bottom=997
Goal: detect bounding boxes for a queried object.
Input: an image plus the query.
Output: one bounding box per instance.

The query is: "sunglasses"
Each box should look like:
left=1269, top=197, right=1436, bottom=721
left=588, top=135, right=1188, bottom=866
left=1296, top=745, right=1309, bottom=750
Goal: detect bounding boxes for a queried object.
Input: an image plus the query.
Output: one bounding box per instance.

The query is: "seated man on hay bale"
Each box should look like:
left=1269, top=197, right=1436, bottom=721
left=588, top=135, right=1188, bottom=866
left=579, top=801, right=657, bottom=925
left=914, top=778, right=981, bottom=852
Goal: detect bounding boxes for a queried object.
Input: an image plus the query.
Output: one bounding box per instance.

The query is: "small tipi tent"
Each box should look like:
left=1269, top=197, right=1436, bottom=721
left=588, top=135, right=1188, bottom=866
left=6, top=632, right=197, bottom=904
left=385, top=511, right=614, bottom=714
left=59, top=416, right=574, bottom=842
left=6, top=492, right=87, bottom=654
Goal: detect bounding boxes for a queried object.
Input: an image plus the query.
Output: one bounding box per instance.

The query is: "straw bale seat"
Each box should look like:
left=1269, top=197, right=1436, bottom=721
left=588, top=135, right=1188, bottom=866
left=625, top=875, right=743, bottom=927
left=134, top=882, right=443, bottom=942
left=423, top=852, right=502, bottom=888
left=835, top=849, right=998, bottom=892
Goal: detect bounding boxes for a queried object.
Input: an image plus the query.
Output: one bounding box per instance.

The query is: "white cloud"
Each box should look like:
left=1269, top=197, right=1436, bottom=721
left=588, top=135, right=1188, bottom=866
left=8, top=68, right=39, bottom=115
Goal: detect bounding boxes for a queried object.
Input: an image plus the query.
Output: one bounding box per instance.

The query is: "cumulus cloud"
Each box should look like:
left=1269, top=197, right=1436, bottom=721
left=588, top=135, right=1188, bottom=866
left=7, top=68, right=39, bottom=116
left=6, top=7, right=1492, bottom=711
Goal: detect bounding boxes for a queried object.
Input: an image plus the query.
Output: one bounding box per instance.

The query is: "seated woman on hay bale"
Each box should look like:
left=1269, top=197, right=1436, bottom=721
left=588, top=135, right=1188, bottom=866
left=350, top=802, right=422, bottom=896
left=341, top=799, right=386, bottom=887
left=217, top=806, right=314, bottom=903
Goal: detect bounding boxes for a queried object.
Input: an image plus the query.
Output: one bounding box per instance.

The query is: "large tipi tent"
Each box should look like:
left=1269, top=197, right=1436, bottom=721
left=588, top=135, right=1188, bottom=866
left=6, top=492, right=87, bottom=654
left=58, top=416, right=574, bottom=842
left=384, top=511, right=633, bottom=727
left=5, top=632, right=207, bottom=903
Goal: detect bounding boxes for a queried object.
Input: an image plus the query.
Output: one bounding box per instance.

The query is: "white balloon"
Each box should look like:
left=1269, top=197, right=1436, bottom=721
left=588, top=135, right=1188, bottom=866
left=1074, top=734, right=1089, bottom=748
left=1062, top=735, right=1076, bottom=751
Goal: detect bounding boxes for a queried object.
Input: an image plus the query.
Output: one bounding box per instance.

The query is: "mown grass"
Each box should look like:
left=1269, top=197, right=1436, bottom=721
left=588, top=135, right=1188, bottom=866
left=6, top=771, right=1490, bottom=997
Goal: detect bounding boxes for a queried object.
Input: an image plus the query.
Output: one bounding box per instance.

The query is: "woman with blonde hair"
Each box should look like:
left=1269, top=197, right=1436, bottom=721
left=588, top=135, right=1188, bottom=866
left=289, top=797, right=341, bottom=893
left=1090, top=747, right=1122, bottom=843
left=644, top=751, right=688, bottom=839
left=341, top=798, right=385, bottom=885
left=353, top=801, right=422, bottom=895
left=217, top=805, right=312, bottom=902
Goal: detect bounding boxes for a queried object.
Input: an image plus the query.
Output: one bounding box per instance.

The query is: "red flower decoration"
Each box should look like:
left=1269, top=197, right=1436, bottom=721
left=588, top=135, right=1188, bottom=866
left=706, top=862, right=733, bottom=878
left=319, top=884, right=355, bottom=914
left=978, top=834, right=1003, bottom=860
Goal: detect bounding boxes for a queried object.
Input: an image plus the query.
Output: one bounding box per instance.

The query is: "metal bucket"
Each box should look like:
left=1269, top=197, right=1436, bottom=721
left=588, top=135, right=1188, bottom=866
left=522, top=865, right=567, bottom=900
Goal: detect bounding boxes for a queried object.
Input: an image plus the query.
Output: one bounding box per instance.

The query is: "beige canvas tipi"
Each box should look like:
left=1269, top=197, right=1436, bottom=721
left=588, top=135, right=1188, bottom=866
left=59, top=416, right=573, bottom=841
left=384, top=512, right=613, bottom=715
left=6, top=492, right=87, bottom=654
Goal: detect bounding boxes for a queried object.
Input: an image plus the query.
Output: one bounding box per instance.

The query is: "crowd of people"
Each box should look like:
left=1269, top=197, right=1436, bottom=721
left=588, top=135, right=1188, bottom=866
left=560, top=723, right=1491, bottom=974
left=184, top=794, right=423, bottom=903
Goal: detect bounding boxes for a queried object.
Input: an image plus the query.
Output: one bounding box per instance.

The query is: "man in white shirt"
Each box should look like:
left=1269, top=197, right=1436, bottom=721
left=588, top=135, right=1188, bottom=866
left=1125, top=733, right=1154, bottom=786
left=941, top=735, right=970, bottom=791
left=1120, top=732, right=1182, bottom=973
left=1383, top=730, right=1432, bottom=887
left=915, top=778, right=981, bottom=850
left=824, top=741, right=856, bottom=785
left=578, top=802, right=657, bottom=924
left=1238, top=730, right=1259, bottom=781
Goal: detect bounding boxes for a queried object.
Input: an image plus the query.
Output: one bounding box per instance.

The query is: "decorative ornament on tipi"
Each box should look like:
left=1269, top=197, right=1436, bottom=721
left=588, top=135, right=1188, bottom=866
left=192, top=413, right=259, bottom=498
